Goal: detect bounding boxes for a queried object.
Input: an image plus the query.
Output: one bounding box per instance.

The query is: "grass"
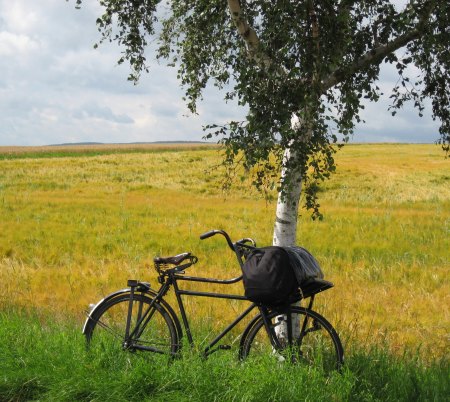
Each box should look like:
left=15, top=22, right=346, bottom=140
left=1, top=309, right=448, bottom=402
left=0, top=143, right=448, bottom=399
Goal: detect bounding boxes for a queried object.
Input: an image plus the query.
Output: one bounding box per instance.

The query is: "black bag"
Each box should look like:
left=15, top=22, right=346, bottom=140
left=242, top=246, right=299, bottom=305
left=284, top=246, right=324, bottom=283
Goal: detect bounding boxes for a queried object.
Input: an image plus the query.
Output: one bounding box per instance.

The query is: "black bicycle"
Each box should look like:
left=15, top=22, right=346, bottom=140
left=83, top=230, right=344, bottom=372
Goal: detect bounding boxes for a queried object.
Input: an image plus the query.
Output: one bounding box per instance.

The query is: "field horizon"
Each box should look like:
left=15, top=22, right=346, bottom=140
left=0, top=140, right=439, bottom=152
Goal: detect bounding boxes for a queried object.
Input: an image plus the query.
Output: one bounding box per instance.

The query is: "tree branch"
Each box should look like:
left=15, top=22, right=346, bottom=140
left=308, top=0, right=320, bottom=86
left=308, top=0, right=320, bottom=54
left=321, top=0, right=436, bottom=92
left=337, top=0, right=357, bottom=15
left=227, top=0, right=272, bottom=68
left=321, top=28, right=420, bottom=91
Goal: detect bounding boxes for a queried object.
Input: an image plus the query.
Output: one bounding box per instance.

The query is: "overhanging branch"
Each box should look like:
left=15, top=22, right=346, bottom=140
left=321, top=28, right=421, bottom=91
left=321, top=0, right=436, bottom=92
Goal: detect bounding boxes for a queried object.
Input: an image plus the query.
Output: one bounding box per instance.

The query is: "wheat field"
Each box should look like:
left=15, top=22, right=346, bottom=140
left=0, top=143, right=448, bottom=360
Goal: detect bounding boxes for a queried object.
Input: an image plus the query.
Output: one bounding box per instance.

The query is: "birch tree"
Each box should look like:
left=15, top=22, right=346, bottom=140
left=73, top=0, right=449, bottom=246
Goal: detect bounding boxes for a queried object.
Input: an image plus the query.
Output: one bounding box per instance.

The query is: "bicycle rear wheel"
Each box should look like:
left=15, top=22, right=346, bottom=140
left=240, top=306, right=343, bottom=372
left=85, top=293, right=179, bottom=357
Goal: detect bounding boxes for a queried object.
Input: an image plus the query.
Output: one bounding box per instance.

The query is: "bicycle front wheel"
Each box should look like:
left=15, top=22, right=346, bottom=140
left=85, top=293, right=179, bottom=357
left=240, top=306, right=343, bottom=372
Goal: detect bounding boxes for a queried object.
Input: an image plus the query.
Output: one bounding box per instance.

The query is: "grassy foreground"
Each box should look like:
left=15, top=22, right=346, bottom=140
left=1, top=310, right=448, bottom=402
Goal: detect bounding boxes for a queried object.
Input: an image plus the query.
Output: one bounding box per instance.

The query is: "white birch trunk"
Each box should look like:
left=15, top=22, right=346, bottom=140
left=273, top=115, right=310, bottom=347
left=272, top=147, right=302, bottom=247
left=273, top=113, right=307, bottom=247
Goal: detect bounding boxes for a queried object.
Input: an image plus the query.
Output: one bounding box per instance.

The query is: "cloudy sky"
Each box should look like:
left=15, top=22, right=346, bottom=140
left=0, top=0, right=441, bottom=146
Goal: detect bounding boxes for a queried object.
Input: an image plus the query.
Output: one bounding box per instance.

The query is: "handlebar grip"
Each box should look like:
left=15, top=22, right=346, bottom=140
left=200, top=229, right=235, bottom=252
left=200, top=230, right=218, bottom=240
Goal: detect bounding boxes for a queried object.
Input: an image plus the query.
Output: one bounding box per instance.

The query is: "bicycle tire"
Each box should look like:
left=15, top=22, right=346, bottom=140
left=240, top=306, right=344, bottom=372
left=84, top=293, right=179, bottom=357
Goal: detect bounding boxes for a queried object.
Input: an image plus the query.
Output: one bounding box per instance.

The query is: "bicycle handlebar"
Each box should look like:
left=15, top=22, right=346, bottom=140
left=200, top=229, right=258, bottom=271
left=199, top=229, right=235, bottom=251
left=236, top=238, right=257, bottom=247
left=199, top=230, right=218, bottom=240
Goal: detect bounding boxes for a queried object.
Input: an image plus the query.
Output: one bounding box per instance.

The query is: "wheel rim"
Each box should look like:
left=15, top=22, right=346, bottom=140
left=86, top=294, right=178, bottom=357
left=243, top=307, right=343, bottom=372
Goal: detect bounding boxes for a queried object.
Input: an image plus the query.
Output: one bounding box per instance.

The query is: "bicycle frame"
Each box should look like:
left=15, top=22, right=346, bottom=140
left=127, top=269, right=263, bottom=357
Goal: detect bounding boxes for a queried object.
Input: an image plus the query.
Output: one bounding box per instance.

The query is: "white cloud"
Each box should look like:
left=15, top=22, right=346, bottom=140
left=72, top=102, right=134, bottom=124
left=0, top=31, right=40, bottom=55
left=0, top=2, right=39, bottom=33
left=0, top=0, right=442, bottom=146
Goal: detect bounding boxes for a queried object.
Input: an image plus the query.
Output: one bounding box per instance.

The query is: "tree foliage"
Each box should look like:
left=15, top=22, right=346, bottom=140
left=73, top=0, right=449, bottom=217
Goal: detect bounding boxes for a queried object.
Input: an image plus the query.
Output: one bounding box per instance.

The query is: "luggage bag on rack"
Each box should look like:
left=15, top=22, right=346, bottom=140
left=242, top=246, right=324, bottom=305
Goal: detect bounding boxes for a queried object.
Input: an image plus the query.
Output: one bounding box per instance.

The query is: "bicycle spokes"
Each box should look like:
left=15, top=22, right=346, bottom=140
left=242, top=307, right=343, bottom=372
left=85, top=294, right=179, bottom=357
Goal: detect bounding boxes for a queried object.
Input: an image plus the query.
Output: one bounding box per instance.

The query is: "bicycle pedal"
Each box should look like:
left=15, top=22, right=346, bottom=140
left=219, top=345, right=231, bottom=350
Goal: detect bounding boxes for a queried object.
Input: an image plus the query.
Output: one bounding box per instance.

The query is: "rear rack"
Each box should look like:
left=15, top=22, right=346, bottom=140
left=299, top=278, right=333, bottom=299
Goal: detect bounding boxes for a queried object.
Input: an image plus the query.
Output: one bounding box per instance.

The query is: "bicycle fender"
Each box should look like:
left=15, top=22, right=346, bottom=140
left=82, top=288, right=131, bottom=334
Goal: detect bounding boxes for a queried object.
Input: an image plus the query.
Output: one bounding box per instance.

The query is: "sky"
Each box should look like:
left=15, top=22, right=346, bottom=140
left=0, top=0, right=441, bottom=146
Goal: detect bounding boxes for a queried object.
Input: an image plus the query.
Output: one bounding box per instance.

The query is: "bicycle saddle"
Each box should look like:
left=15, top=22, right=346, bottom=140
left=154, top=252, right=191, bottom=266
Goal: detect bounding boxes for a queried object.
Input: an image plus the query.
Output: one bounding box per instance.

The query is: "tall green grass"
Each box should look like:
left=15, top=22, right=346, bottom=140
left=1, top=310, right=448, bottom=402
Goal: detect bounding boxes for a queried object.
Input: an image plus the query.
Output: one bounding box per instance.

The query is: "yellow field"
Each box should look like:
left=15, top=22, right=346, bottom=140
left=0, top=142, right=216, bottom=154
left=0, top=143, right=448, bottom=360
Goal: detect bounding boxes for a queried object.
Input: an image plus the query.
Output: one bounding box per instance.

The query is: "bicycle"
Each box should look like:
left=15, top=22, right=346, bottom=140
left=83, top=229, right=344, bottom=372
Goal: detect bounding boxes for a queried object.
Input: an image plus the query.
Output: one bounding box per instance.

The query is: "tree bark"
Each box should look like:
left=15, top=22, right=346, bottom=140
left=273, top=115, right=312, bottom=346
left=273, top=113, right=310, bottom=247
left=272, top=146, right=302, bottom=247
